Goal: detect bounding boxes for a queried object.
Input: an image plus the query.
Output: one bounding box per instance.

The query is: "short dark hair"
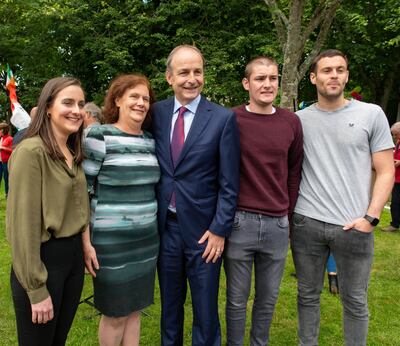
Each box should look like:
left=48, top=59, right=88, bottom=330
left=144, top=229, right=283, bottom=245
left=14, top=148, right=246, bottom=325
left=310, top=49, right=348, bottom=73
left=244, top=56, right=279, bottom=79
left=103, top=74, right=156, bottom=130
left=24, top=77, right=85, bottom=164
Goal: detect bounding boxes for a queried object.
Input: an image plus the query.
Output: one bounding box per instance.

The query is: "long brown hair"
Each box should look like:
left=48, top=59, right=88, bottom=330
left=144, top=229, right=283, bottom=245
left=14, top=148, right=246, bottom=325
left=103, top=74, right=156, bottom=130
left=24, top=77, right=85, bottom=164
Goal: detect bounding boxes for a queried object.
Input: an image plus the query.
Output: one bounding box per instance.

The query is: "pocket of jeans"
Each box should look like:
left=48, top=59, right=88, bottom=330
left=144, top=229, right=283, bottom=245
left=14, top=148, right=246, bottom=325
left=232, top=214, right=240, bottom=231
left=351, top=228, right=373, bottom=236
left=277, top=215, right=289, bottom=228
left=292, top=213, right=307, bottom=227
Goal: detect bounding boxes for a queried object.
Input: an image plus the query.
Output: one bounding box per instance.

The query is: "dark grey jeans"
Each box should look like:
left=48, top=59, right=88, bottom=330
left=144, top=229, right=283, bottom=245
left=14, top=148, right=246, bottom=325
left=224, top=211, right=289, bottom=346
left=291, top=213, right=374, bottom=346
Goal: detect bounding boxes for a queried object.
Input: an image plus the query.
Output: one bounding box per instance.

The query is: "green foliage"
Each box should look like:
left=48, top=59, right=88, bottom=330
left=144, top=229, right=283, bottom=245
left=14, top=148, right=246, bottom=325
left=0, top=0, right=398, bottom=117
left=0, top=0, right=279, bottom=110
left=320, top=0, right=400, bottom=119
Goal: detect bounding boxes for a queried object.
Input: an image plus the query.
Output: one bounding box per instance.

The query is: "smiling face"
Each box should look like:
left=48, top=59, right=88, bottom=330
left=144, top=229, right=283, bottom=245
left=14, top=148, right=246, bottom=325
left=116, top=84, right=150, bottom=128
left=166, top=47, right=204, bottom=105
left=47, top=85, right=85, bottom=140
left=311, top=56, right=349, bottom=101
left=243, top=63, right=279, bottom=113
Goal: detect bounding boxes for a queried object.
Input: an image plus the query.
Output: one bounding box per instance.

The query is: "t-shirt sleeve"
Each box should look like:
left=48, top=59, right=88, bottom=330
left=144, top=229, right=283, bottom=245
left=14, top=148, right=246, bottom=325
left=82, top=127, right=106, bottom=193
left=6, top=146, right=49, bottom=304
left=370, top=106, right=394, bottom=153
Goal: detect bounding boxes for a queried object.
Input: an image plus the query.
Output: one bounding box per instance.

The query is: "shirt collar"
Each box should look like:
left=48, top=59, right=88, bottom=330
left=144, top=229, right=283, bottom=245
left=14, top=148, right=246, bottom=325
left=173, top=94, right=201, bottom=115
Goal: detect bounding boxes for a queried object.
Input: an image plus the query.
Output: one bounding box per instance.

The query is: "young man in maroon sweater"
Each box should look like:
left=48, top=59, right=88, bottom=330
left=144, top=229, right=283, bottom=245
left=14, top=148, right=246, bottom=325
left=224, top=57, right=303, bottom=345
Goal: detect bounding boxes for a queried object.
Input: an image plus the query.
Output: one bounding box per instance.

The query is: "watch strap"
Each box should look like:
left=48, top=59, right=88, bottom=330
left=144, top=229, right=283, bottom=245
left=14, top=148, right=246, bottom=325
left=364, top=214, right=379, bottom=226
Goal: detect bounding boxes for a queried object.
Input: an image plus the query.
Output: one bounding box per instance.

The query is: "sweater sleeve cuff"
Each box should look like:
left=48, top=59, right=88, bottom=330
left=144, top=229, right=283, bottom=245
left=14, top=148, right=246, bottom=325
left=27, top=285, right=49, bottom=304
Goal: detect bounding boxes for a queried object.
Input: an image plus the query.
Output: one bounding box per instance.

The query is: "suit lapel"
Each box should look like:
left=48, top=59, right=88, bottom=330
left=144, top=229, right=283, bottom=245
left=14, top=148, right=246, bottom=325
left=175, top=96, right=212, bottom=168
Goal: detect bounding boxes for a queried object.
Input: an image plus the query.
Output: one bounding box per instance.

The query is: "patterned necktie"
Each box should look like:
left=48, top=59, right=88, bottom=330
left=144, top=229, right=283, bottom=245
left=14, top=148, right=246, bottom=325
left=171, top=106, right=187, bottom=167
left=170, top=106, right=187, bottom=207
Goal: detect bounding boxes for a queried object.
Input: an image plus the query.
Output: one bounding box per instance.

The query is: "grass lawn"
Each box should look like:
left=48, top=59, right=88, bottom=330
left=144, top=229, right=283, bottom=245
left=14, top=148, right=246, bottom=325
left=1, top=184, right=399, bottom=345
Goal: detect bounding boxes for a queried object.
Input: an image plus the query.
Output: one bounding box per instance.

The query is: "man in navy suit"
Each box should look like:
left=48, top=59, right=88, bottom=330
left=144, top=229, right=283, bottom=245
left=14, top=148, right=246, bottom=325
left=152, top=45, right=240, bottom=346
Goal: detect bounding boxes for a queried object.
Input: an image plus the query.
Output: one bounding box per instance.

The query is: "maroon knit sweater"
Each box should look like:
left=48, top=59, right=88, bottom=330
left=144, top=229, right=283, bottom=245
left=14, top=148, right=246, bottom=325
left=234, top=104, right=303, bottom=217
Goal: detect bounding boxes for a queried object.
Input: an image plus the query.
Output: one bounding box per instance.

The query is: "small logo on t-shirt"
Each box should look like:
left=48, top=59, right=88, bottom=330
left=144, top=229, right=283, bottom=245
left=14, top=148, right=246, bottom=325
left=349, top=123, right=354, bottom=127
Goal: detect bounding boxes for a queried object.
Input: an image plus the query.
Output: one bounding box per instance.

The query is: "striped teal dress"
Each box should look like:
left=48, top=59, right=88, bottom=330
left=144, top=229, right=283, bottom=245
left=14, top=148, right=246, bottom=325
left=83, top=125, right=160, bottom=317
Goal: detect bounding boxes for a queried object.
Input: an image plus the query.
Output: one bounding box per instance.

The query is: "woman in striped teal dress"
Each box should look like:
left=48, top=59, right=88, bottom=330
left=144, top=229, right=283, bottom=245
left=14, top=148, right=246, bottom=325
left=82, top=74, right=160, bottom=346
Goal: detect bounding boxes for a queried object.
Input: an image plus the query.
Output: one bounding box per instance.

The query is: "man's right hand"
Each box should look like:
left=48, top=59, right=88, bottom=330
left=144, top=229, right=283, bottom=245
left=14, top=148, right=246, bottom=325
left=31, top=296, right=53, bottom=324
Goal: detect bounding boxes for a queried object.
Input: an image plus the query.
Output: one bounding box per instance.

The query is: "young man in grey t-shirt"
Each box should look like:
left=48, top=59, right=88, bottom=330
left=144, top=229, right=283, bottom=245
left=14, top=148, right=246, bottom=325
left=292, top=49, right=394, bottom=346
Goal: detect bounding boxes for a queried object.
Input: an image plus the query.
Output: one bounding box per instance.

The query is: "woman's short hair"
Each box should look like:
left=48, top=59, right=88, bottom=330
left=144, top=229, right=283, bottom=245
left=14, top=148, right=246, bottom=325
left=103, top=74, right=156, bottom=130
left=24, top=77, right=85, bottom=163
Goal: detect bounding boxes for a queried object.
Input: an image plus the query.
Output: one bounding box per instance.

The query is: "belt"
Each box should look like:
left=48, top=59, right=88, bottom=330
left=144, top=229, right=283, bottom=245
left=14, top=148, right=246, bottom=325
left=167, top=209, right=178, bottom=221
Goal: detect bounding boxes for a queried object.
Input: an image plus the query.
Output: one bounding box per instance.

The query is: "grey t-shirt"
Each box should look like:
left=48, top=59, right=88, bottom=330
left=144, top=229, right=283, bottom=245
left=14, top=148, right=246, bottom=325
left=295, top=99, right=393, bottom=226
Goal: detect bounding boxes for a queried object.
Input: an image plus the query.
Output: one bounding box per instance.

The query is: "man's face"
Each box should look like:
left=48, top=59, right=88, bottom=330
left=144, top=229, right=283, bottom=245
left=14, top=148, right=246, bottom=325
left=166, top=48, right=204, bottom=105
left=242, top=64, right=279, bottom=108
left=310, top=56, right=349, bottom=100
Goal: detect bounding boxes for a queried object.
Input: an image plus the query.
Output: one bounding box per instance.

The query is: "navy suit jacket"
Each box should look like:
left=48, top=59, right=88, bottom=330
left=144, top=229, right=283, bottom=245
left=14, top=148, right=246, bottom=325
left=152, top=96, right=240, bottom=247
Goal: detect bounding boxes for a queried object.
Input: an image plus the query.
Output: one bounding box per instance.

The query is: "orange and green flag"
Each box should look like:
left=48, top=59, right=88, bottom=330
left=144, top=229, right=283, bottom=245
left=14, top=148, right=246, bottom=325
left=6, top=64, right=18, bottom=111
left=5, top=64, right=31, bottom=129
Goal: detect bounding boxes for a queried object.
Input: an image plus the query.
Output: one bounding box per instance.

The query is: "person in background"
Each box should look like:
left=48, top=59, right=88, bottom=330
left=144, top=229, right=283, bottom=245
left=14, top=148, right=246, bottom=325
left=224, top=56, right=303, bottom=345
left=6, top=77, right=89, bottom=346
left=152, top=45, right=240, bottom=346
left=83, top=102, right=103, bottom=137
left=0, top=122, right=13, bottom=196
left=82, top=74, right=160, bottom=346
left=12, top=107, right=38, bottom=147
left=381, top=122, right=400, bottom=232
left=326, top=254, right=338, bottom=294
left=291, top=49, right=394, bottom=346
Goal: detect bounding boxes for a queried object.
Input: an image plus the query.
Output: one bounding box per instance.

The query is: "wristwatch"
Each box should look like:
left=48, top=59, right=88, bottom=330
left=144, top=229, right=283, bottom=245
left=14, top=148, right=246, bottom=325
left=364, top=214, right=380, bottom=226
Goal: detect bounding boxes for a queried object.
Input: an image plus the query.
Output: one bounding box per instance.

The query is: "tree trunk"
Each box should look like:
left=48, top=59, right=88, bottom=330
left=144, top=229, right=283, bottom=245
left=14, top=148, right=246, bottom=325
left=264, top=0, right=341, bottom=111
left=280, top=59, right=300, bottom=110
left=380, top=63, right=399, bottom=114
left=380, top=74, right=394, bottom=114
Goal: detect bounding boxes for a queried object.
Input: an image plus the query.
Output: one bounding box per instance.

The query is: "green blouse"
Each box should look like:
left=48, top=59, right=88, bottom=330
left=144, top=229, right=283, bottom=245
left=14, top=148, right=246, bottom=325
left=6, top=136, right=89, bottom=304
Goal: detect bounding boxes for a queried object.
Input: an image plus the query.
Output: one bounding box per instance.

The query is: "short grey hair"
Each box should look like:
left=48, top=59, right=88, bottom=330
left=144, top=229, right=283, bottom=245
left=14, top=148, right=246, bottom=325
left=166, top=45, right=205, bottom=72
left=391, top=122, right=400, bottom=134
left=84, top=102, right=103, bottom=123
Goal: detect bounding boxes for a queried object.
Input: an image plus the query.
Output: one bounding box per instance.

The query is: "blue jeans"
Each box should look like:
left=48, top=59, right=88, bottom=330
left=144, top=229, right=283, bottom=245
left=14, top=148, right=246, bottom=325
left=291, top=213, right=373, bottom=346
left=224, top=211, right=289, bottom=346
left=0, top=162, right=9, bottom=196
left=326, top=254, right=337, bottom=273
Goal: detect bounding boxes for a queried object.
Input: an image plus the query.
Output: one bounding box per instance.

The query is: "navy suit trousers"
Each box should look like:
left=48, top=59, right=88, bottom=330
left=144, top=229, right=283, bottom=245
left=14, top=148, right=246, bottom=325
left=158, top=218, right=222, bottom=346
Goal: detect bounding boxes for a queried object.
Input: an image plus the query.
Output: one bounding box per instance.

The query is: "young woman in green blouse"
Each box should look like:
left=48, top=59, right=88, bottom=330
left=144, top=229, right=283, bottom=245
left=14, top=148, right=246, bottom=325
left=6, top=77, right=90, bottom=346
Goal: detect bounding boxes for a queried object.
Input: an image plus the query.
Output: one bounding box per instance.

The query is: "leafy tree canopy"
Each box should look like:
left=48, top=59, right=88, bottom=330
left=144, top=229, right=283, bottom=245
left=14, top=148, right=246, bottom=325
left=0, top=0, right=398, bottom=123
